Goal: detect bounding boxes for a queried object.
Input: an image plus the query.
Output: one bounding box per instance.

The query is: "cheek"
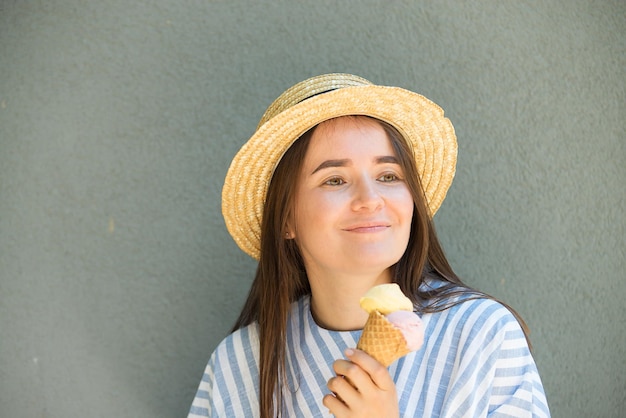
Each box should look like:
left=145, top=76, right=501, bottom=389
left=294, top=194, right=329, bottom=235
left=299, top=191, right=342, bottom=217
left=304, top=200, right=336, bottom=227
left=395, top=194, right=415, bottom=245
left=293, top=196, right=346, bottom=252
left=394, top=188, right=415, bottom=219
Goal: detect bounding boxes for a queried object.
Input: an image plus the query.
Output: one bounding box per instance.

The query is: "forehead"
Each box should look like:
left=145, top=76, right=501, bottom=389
left=312, top=115, right=382, bottom=137
left=307, top=116, right=393, bottom=152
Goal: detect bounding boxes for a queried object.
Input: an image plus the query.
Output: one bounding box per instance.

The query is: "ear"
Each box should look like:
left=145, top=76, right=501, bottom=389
left=284, top=220, right=296, bottom=240
left=284, top=213, right=296, bottom=239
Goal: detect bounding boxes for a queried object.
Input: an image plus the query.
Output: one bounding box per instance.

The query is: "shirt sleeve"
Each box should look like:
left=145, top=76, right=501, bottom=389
left=187, top=326, right=261, bottom=418
left=187, top=356, right=213, bottom=418
left=438, top=300, right=551, bottom=418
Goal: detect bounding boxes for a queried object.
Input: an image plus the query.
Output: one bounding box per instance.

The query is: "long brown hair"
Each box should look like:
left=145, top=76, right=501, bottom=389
left=232, top=116, right=530, bottom=418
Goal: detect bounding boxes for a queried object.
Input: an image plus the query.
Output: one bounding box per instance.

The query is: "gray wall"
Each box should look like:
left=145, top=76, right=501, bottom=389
left=1, top=1, right=624, bottom=417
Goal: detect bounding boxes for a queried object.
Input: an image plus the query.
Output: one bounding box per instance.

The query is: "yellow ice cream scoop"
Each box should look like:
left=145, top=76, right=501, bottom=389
left=359, top=283, right=413, bottom=314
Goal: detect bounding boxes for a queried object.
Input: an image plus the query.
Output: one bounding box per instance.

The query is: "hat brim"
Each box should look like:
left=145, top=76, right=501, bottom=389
left=222, top=85, right=457, bottom=259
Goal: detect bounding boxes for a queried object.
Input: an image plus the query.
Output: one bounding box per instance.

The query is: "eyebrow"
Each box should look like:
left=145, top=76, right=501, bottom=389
left=310, top=155, right=400, bottom=175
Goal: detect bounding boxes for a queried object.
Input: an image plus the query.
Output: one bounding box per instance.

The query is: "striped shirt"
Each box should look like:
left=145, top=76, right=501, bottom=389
left=188, top=293, right=550, bottom=417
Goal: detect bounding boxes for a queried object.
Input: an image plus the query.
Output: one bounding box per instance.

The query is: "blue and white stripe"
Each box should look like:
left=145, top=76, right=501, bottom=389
left=189, top=291, right=550, bottom=417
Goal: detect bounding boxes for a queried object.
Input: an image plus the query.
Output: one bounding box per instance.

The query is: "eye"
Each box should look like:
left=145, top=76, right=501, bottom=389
left=324, top=177, right=345, bottom=186
left=378, top=173, right=400, bottom=182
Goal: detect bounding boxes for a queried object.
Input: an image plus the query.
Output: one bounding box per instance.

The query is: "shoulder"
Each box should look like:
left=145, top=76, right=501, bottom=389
left=210, top=296, right=307, bottom=367
left=423, top=297, right=527, bottom=355
left=427, top=296, right=518, bottom=325
left=413, top=298, right=550, bottom=415
left=190, top=323, right=261, bottom=417
left=420, top=280, right=523, bottom=333
left=210, top=322, right=260, bottom=370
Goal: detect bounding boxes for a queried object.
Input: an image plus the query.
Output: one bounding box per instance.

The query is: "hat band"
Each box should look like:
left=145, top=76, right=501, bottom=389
left=257, top=73, right=373, bottom=129
left=297, top=87, right=338, bottom=104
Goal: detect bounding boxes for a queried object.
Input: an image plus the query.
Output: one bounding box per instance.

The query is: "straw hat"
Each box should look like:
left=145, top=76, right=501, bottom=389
left=222, top=73, right=457, bottom=259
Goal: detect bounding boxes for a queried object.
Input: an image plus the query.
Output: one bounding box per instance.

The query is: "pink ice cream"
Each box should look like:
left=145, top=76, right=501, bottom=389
left=359, top=283, right=425, bottom=355
left=385, top=310, right=424, bottom=351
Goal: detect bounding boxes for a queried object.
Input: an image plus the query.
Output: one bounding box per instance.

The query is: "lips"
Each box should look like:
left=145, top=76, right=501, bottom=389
left=343, top=222, right=391, bottom=233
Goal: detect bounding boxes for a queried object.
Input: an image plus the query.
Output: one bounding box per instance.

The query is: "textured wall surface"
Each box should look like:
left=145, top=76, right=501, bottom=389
left=0, top=1, right=624, bottom=417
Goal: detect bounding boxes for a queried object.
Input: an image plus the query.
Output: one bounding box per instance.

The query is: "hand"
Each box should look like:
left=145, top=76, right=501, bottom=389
left=323, top=348, right=399, bottom=418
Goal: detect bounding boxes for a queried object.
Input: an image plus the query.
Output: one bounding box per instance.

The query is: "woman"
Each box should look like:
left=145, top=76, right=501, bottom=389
left=189, top=74, right=550, bottom=417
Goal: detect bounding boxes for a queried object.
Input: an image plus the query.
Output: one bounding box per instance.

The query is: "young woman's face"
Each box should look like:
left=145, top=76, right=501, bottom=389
left=290, top=116, right=414, bottom=281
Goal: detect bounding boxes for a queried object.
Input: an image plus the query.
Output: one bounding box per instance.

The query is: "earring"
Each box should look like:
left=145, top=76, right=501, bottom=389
left=285, top=231, right=292, bottom=239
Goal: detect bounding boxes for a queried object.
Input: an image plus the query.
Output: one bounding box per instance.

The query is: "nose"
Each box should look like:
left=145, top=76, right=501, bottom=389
left=351, top=177, right=384, bottom=212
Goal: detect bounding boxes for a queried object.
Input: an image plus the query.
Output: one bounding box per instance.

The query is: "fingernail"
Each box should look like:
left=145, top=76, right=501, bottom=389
left=345, top=348, right=354, bottom=357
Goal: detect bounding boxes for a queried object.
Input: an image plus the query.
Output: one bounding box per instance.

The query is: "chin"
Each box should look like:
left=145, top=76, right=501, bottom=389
left=346, top=252, right=403, bottom=272
left=353, top=243, right=405, bottom=260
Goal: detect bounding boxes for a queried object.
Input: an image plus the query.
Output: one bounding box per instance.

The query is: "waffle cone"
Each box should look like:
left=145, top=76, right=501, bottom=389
left=357, top=311, right=411, bottom=367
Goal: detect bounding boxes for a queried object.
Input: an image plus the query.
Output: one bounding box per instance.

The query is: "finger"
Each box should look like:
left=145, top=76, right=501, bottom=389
left=344, top=348, right=395, bottom=391
left=327, top=374, right=361, bottom=407
left=332, top=359, right=368, bottom=392
left=323, top=392, right=349, bottom=418
left=332, top=359, right=359, bottom=383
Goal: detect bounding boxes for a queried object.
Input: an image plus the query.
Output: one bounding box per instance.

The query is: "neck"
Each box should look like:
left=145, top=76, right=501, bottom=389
left=308, top=269, right=392, bottom=331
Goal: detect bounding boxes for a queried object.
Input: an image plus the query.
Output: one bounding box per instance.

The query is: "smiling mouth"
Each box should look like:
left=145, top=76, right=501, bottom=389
left=344, top=224, right=390, bottom=233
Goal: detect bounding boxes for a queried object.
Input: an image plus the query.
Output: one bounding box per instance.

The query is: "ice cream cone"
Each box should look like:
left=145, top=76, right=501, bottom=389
left=357, top=310, right=412, bottom=367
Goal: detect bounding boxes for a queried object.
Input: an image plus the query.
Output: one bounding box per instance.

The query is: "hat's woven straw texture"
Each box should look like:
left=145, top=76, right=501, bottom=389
left=222, top=74, right=457, bottom=259
left=257, top=74, right=373, bottom=129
